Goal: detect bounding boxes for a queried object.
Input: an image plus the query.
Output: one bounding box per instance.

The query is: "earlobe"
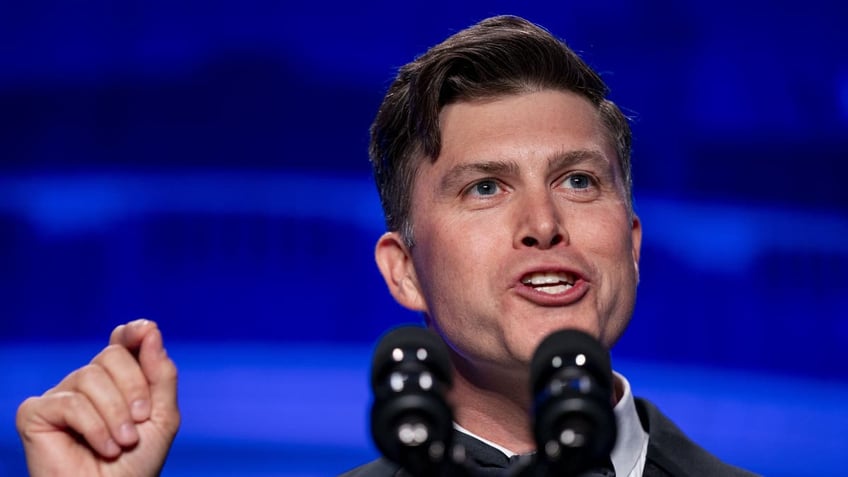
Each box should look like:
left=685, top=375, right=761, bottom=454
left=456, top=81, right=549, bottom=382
left=374, top=232, right=428, bottom=312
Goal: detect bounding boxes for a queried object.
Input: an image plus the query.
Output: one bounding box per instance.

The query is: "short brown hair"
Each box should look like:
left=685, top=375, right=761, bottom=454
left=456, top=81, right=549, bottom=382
left=370, top=15, right=632, bottom=245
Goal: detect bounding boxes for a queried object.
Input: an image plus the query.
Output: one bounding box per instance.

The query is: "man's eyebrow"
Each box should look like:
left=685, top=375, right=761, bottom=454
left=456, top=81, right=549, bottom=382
left=439, top=160, right=521, bottom=192
left=547, top=149, right=609, bottom=171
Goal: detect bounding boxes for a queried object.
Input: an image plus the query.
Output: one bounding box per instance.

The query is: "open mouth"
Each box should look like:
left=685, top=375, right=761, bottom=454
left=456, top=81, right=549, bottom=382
left=520, top=271, right=576, bottom=295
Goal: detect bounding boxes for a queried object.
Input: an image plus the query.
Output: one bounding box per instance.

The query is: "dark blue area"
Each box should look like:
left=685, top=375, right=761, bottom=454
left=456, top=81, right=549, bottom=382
left=2, top=1, right=847, bottom=474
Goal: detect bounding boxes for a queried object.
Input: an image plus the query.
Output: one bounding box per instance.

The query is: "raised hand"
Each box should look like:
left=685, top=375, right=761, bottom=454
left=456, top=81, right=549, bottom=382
left=16, top=319, right=180, bottom=477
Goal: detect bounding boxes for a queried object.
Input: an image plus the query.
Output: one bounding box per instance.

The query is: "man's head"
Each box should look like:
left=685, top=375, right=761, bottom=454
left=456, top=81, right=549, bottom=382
left=371, top=15, right=641, bottom=371
left=370, top=15, right=633, bottom=248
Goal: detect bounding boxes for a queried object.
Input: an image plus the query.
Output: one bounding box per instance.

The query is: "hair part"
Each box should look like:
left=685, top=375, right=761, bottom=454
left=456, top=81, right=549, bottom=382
left=370, top=15, right=633, bottom=247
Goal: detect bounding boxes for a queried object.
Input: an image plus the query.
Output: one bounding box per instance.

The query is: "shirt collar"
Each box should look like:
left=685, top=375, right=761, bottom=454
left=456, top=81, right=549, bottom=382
left=453, top=421, right=517, bottom=457
left=611, top=371, right=650, bottom=477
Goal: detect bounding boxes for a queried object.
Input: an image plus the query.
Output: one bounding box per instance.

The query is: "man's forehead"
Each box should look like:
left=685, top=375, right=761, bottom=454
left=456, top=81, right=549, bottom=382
left=425, top=91, right=621, bottom=173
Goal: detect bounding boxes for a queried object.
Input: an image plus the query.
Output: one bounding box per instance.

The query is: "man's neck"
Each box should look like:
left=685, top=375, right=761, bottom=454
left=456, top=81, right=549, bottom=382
left=448, top=358, right=625, bottom=456
left=447, top=357, right=536, bottom=454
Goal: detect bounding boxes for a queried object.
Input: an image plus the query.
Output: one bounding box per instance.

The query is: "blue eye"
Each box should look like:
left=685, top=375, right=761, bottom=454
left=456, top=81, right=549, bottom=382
left=565, top=174, right=592, bottom=189
left=471, top=180, right=500, bottom=196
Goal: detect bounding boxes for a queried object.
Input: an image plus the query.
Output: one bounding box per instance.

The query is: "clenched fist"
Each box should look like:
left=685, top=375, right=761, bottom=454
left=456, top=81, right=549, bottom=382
left=16, top=319, right=180, bottom=477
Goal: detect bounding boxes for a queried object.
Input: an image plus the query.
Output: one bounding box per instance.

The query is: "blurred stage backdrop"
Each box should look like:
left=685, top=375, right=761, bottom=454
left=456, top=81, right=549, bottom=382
left=1, top=1, right=847, bottom=476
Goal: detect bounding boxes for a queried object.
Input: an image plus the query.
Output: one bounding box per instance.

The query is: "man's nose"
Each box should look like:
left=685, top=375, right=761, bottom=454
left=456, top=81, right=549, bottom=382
left=513, top=190, right=568, bottom=249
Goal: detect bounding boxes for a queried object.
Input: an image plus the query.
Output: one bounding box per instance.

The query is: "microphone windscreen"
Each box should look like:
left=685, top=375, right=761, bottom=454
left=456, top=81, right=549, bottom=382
left=370, top=325, right=453, bottom=388
left=530, top=329, right=612, bottom=395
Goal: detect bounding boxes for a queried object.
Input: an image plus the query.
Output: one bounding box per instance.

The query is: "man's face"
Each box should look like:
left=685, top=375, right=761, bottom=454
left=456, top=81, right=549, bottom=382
left=375, top=89, right=641, bottom=371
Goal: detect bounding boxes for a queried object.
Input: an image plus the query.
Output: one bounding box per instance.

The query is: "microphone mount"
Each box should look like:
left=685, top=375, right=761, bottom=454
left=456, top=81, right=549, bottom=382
left=369, top=326, right=617, bottom=477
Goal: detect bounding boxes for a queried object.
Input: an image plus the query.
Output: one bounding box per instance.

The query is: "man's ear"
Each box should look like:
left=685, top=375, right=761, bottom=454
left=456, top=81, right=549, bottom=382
left=374, top=231, right=428, bottom=312
left=631, top=214, right=642, bottom=283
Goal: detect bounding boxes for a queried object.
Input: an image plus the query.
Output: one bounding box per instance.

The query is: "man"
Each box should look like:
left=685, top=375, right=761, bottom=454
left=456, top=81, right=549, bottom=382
left=344, top=15, right=757, bottom=477
left=16, top=15, right=756, bottom=477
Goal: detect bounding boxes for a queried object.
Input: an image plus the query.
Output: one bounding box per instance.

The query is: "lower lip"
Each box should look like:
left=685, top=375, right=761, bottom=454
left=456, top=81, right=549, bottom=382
left=513, top=279, right=590, bottom=306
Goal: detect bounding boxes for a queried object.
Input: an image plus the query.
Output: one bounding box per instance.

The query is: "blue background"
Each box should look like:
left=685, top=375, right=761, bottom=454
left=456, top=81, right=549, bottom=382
left=1, top=1, right=847, bottom=476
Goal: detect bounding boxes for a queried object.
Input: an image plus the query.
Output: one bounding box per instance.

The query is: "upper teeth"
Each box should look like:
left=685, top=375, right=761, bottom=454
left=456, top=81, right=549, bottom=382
left=521, top=272, right=575, bottom=286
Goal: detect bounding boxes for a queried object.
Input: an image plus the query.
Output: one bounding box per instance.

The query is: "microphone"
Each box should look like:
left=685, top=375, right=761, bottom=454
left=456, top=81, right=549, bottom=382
left=370, top=325, right=456, bottom=476
left=529, top=329, right=617, bottom=477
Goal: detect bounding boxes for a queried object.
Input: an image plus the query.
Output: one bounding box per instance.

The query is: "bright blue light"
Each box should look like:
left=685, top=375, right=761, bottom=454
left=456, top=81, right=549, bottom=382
left=2, top=343, right=846, bottom=476
left=2, top=174, right=846, bottom=273
left=0, top=173, right=385, bottom=235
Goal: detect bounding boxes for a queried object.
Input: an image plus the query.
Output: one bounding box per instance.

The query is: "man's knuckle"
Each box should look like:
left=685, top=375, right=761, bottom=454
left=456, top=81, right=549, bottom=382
left=163, top=360, right=179, bottom=380
left=76, top=363, right=107, bottom=383
left=97, top=344, right=130, bottom=362
left=55, top=391, right=83, bottom=410
left=15, top=397, right=38, bottom=429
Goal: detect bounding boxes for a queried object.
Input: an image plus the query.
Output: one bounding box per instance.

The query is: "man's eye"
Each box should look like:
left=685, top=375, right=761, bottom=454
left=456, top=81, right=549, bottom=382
left=564, top=173, right=593, bottom=189
left=470, top=180, right=500, bottom=196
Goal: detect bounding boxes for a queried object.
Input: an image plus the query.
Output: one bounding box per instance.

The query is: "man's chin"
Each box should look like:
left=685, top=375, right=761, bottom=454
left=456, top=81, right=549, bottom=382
left=524, top=320, right=601, bottom=348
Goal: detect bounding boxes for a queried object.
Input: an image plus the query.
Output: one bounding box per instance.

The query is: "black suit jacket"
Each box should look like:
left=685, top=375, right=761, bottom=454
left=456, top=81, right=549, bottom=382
left=340, top=398, right=759, bottom=477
